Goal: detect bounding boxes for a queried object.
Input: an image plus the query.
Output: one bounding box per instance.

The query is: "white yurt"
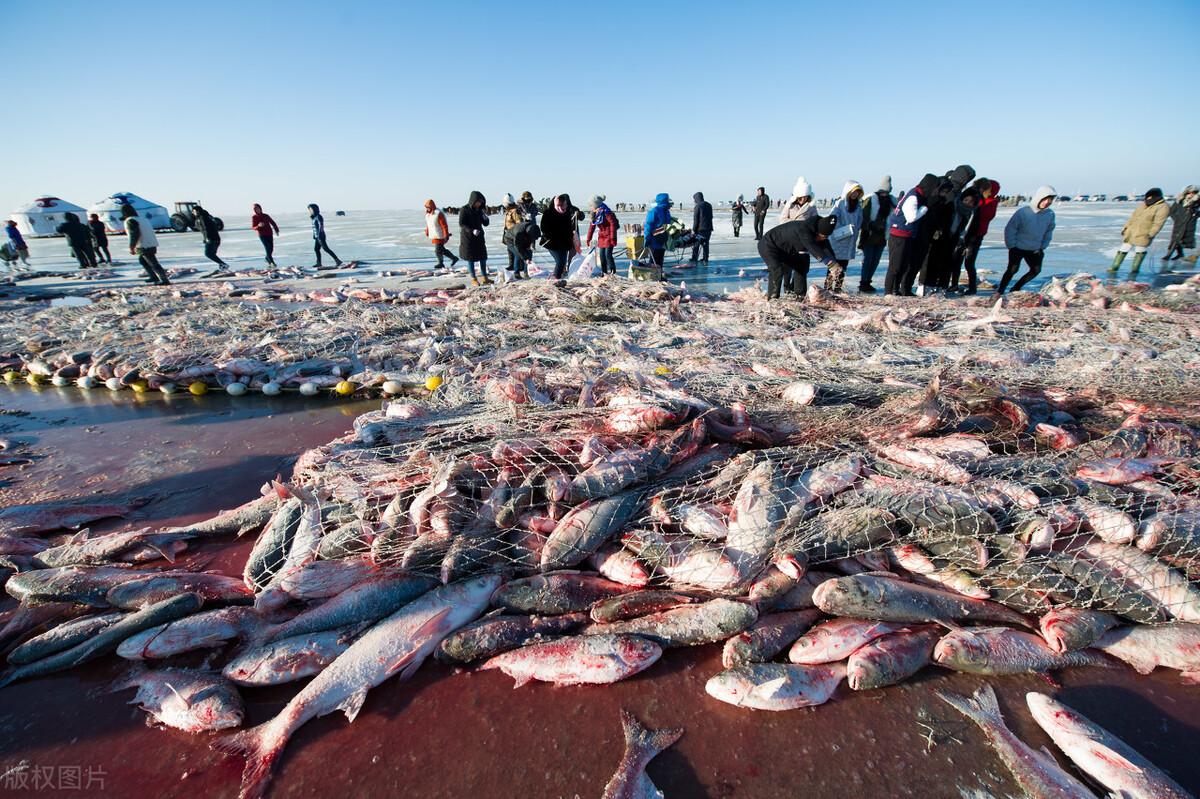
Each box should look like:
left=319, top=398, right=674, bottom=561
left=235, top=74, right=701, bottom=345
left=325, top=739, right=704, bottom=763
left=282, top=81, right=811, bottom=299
left=9, top=197, right=89, bottom=237
left=89, top=192, right=171, bottom=234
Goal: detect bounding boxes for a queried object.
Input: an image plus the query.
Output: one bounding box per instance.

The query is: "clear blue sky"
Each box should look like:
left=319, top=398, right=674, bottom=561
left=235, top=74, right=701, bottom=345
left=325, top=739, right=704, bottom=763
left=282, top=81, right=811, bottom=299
left=6, top=0, right=1199, bottom=216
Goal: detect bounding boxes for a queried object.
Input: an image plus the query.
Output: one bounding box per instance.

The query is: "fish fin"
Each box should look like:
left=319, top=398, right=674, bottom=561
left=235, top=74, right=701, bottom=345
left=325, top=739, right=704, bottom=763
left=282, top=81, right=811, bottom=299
left=164, top=681, right=191, bottom=709
left=936, top=682, right=1003, bottom=728
left=620, top=709, right=683, bottom=759
left=337, top=688, right=369, bottom=723
left=384, top=607, right=452, bottom=678
left=751, top=676, right=790, bottom=700
left=935, top=618, right=964, bottom=632
left=1180, top=670, right=1200, bottom=685
left=510, top=673, right=533, bottom=689
left=108, top=663, right=148, bottom=693
left=67, top=529, right=91, bottom=545
left=212, top=720, right=285, bottom=799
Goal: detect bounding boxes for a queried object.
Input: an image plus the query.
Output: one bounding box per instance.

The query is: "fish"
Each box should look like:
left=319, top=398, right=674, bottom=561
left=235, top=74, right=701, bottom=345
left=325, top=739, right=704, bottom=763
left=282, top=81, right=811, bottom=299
left=725, top=461, right=788, bottom=576
left=277, top=558, right=378, bottom=602
left=601, top=710, right=683, bottom=799
left=590, top=590, right=705, bottom=624
left=788, top=618, right=906, bottom=664
left=541, top=491, right=643, bottom=572
left=0, top=498, right=148, bottom=536
left=937, top=684, right=1096, bottom=799
left=491, top=571, right=635, bottom=615
left=933, top=627, right=1113, bottom=675
left=770, top=570, right=837, bottom=611
left=1079, top=541, right=1200, bottom=623
left=590, top=545, right=652, bottom=587
left=1042, top=551, right=1167, bottom=623
left=7, top=611, right=125, bottom=665
left=747, top=566, right=800, bottom=611
left=812, top=574, right=1031, bottom=628
left=223, top=627, right=363, bottom=687
left=873, top=443, right=973, bottom=484
left=0, top=593, right=202, bottom=689
left=243, top=497, right=302, bottom=591
left=106, top=572, right=255, bottom=610
left=1038, top=608, right=1119, bottom=653
left=582, top=598, right=757, bottom=648
left=1071, top=499, right=1137, bottom=544
left=254, top=485, right=324, bottom=612
left=1092, top=623, right=1200, bottom=678
left=480, top=633, right=661, bottom=687
left=7, top=565, right=143, bottom=608
left=1026, top=692, right=1193, bottom=799
left=436, top=612, right=586, bottom=664
left=213, top=574, right=500, bottom=799
left=111, top=667, right=244, bottom=732
left=845, top=626, right=941, bottom=690
left=886, top=545, right=988, bottom=599
left=32, top=527, right=195, bottom=568
left=1137, top=509, right=1200, bottom=556
left=705, top=662, right=845, bottom=711
left=782, top=507, right=898, bottom=562
left=256, top=573, right=437, bottom=646
left=570, top=446, right=667, bottom=504
left=175, top=491, right=280, bottom=538
left=1076, top=457, right=1162, bottom=485
left=0, top=602, right=88, bottom=651
left=722, top=609, right=823, bottom=669
left=117, top=606, right=265, bottom=660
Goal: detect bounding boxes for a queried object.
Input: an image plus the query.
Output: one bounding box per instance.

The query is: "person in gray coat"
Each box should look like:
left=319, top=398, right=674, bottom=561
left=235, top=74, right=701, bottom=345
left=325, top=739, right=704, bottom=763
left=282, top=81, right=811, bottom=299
left=689, top=192, right=713, bottom=266
left=997, top=185, right=1056, bottom=294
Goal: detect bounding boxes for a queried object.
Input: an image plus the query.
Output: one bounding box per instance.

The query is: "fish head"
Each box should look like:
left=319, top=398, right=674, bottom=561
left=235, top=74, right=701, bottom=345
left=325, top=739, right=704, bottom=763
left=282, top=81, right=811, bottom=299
left=616, top=635, right=663, bottom=667
left=933, top=631, right=989, bottom=670
left=1024, top=692, right=1079, bottom=736
left=704, top=670, right=755, bottom=706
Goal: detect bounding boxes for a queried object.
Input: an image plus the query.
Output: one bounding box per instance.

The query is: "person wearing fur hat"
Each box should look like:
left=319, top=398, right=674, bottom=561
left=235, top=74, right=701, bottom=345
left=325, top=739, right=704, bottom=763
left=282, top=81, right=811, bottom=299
left=758, top=215, right=839, bottom=300
left=857, top=176, right=894, bottom=293
left=423, top=199, right=458, bottom=270
left=1165, top=186, right=1198, bottom=261
left=998, top=185, right=1056, bottom=294
left=1111, top=188, right=1170, bottom=275
left=689, top=192, right=713, bottom=267
left=752, top=186, right=770, bottom=240
left=586, top=195, right=620, bottom=275
left=826, top=180, right=864, bottom=292
left=731, top=195, right=747, bottom=237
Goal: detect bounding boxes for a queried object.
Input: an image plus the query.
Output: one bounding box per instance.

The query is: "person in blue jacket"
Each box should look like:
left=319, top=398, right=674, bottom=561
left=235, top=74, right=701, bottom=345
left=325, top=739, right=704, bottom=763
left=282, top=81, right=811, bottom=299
left=643, top=193, right=673, bottom=267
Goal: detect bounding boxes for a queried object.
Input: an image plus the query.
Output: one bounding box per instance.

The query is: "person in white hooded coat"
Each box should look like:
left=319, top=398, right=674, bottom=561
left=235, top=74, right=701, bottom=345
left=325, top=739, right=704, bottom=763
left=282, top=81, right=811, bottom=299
left=826, top=180, right=863, bottom=292
left=778, top=177, right=815, bottom=291
left=998, top=185, right=1056, bottom=294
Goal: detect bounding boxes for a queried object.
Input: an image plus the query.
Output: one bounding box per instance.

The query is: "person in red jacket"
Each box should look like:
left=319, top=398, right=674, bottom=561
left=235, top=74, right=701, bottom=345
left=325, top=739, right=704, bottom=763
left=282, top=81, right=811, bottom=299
left=951, top=178, right=1000, bottom=294
left=586, top=195, right=620, bottom=275
left=250, top=203, right=280, bottom=266
left=423, top=199, right=459, bottom=269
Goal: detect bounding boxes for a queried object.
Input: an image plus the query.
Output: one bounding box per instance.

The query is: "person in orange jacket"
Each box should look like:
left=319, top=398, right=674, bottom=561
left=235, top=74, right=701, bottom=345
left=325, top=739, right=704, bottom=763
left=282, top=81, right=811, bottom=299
left=423, top=199, right=459, bottom=269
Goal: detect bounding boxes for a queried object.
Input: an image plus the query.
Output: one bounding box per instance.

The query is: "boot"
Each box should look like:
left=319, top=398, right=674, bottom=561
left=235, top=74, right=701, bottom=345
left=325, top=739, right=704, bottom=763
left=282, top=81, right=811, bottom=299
left=1129, top=252, right=1146, bottom=275
left=1108, top=250, right=1126, bottom=273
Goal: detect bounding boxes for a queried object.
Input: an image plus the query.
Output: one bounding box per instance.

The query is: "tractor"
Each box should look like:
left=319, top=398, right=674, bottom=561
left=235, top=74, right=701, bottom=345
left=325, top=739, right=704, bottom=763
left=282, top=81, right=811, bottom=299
left=170, top=201, right=224, bottom=233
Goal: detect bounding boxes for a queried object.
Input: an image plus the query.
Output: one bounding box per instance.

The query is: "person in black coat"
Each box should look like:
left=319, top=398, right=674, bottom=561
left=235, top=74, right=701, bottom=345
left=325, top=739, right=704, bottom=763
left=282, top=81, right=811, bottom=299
left=56, top=212, right=97, bottom=268
left=458, top=190, right=491, bottom=284
left=915, top=164, right=976, bottom=294
left=689, top=192, right=713, bottom=266
left=731, top=195, right=746, bottom=237
left=87, top=213, right=112, bottom=264
left=539, top=193, right=583, bottom=279
left=752, top=186, right=770, bottom=240
left=758, top=215, right=838, bottom=300
left=193, top=204, right=230, bottom=271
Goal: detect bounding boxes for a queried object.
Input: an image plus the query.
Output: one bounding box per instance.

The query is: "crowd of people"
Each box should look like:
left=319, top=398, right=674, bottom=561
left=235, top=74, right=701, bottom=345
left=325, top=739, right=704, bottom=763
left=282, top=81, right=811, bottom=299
left=4, top=181, right=1198, bottom=298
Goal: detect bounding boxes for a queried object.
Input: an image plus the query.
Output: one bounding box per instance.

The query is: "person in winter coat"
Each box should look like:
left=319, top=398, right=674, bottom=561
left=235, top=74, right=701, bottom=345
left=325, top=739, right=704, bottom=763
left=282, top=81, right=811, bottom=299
left=121, top=204, right=169, bottom=285
left=689, top=192, right=713, bottom=266
left=923, top=186, right=980, bottom=292
left=87, top=213, right=112, bottom=264
left=458, top=190, right=491, bottom=284
left=250, top=203, right=280, bottom=266
left=501, top=194, right=524, bottom=281
left=518, top=191, right=539, bottom=232
left=826, top=180, right=864, bottom=292
left=856, top=176, right=894, bottom=293
left=998, top=185, right=1056, bottom=294
left=780, top=177, right=816, bottom=222
left=540, top=194, right=583, bottom=279
left=884, top=173, right=939, bottom=296
left=308, top=203, right=342, bottom=268
left=731, top=195, right=746, bottom=237
left=56, top=212, right=97, bottom=269
left=5, top=220, right=31, bottom=269
left=752, top=187, right=770, bottom=240
left=643, top=193, right=673, bottom=267
left=587, top=195, right=620, bottom=275
left=423, top=199, right=459, bottom=270
left=758, top=215, right=839, bottom=300
left=1164, top=185, right=1198, bottom=260
left=192, top=204, right=229, bottom=271
left=916, top=165, right=976, bottom=294
left=1110, top=188, right=1170, bottom=275
left=951, top=178, right=1000, bottom=294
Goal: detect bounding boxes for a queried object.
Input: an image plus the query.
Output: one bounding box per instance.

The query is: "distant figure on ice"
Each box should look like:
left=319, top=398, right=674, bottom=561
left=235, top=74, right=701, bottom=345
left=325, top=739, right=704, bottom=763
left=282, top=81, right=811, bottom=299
left=1110, top=188, right=1169, bottom=276
left=730, top=195, right=746, bottom=237
left=758, top=215, right=839, bottom=300
left=587, top=195, right=619, bottom=276
left=121, top=204, right=170, bottom=285
left=997, top=185, right=1056, bottom=294
left=826, top=180, right=863, bottom=292
left=856, top=176, right=893, bottom=293
left=423, top=200, right=459, bottom=270
left=540, top=194, right=583, bottom=280
left=689, top=192, right=712, bottom=267
left=509, top=204, right=537, bottom=280
left=251, top=204, right=280, bottom=266
left=643, top=193, right=673, bottom=268
left=458, top=190, right=491, bottom=285
left=308, top=203, right=343, bottom=268
left=952, top=178, right=1000, bottom=295
left=501, top=194, right=522, bottom=282
left=4, top=220, right=31, bottom=269
left=884, top=173, right=939, bottom=296
left=88, top=213, right=112, bottom=264
left=56, top=212, right=97, bottom=269
left=193, top=204, right=230, bottom=272
left=1164, top=185, right=1198, bottom=261
left=752, top=186, right=770, bottom=240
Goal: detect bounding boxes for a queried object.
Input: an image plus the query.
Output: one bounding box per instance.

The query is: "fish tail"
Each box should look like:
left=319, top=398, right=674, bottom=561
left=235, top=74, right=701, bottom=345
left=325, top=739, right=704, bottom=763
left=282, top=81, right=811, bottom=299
left=108, top=663, right=149, bottom=693
left=936, top=683, right=1003, bottom=729
left=211, top=718, right=286, bottom=799
left=620, top=709, right=683, bottom=763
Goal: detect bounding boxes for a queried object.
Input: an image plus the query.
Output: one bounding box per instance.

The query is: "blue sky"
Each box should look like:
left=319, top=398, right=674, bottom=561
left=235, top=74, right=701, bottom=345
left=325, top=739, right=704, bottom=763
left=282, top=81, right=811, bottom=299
left=6, top=0, right=1199, bottom=215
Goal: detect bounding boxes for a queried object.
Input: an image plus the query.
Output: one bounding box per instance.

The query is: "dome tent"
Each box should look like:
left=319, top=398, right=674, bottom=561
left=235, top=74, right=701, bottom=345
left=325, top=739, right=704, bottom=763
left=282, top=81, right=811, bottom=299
left=9, top=197, right=89, bottom=237
left=88, top=192, right=171, bottom=234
